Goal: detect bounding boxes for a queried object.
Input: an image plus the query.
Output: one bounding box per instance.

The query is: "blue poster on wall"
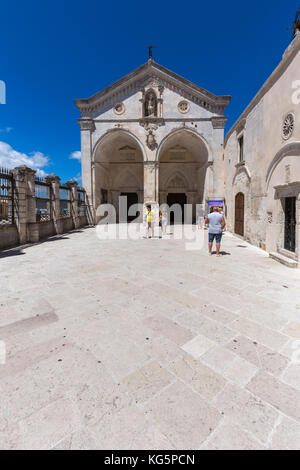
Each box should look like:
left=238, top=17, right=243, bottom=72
left=208, top=200, right=223, bottom=206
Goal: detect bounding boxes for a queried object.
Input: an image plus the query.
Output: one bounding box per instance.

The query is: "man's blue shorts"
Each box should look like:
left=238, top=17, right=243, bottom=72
left=208, top=232, right=222, bottom=243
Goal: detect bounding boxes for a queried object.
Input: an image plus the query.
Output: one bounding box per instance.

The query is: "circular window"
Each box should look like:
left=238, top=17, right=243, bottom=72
left=178, top=100, right=190, bottom=113
left=282, top=113, right=295, bottom=140
left=114, top=102, right=125, bottom=115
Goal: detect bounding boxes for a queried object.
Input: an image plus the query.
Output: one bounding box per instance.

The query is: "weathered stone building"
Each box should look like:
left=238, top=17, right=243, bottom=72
left=75, top=32, right=300, bottom=267
left=74, top=60, right=231, bottom=223
left=224, top=33, right=300, bottom=267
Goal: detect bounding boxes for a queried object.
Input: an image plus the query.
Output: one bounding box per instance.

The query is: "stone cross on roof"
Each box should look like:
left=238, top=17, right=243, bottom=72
left=146, top=41, right=157, bottom=59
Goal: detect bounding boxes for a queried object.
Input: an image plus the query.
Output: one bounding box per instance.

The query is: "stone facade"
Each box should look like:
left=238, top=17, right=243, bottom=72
left=224, top=33, right=300, bottom=267
left=75, top=59, right=231, bottom=223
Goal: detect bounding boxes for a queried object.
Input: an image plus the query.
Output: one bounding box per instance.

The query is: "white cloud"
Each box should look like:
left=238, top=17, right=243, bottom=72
left=0, top=141, right=50, bottom=175
left=69, top=150, right=81, bottom=161
left=71, top=172, right=82, bottom=184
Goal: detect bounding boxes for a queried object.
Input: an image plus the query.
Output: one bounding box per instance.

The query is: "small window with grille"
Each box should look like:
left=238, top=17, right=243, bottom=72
left=238, top=135, right=244, bottom=163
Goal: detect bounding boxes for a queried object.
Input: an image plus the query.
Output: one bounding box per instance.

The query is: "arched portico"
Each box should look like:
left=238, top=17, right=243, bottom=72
left=157, top=128, right=211, bottom=221
left=93, top=130, right=144, bottom=222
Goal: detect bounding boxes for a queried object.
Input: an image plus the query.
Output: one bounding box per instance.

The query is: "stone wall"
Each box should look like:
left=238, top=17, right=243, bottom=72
left=0, top=225, right=19, bottom=250
left=0, top=166, right=90, bottom=252
left=224, top=34, right=300, bottom=266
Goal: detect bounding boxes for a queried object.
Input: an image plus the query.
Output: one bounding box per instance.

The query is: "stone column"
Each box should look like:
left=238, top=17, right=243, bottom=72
left=66, top=179, right=80, bottom=229
left=45, top=174, right=63, bottom=235
left=158, top=86, right=164, bottom=117
left=111, top=190, right=119, bottom=223
left=78, top=119, right=95, bottom=223
left=144, top=161, right=159, bottom=226
left=144, top=161, right=158, bottom=204
left=211, top=117, right=227, bottom=202
left=187, top=191, right=197, bottom=223
left=12, top=165, right=38, bottom=244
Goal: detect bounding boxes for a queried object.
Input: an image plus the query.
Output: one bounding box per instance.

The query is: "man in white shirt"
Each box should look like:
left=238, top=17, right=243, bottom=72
left=205, top=207, right=226, bottom=256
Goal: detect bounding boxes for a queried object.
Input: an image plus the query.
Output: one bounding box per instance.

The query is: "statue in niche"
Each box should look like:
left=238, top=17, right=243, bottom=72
left=144, top=91, right=157, bottom=117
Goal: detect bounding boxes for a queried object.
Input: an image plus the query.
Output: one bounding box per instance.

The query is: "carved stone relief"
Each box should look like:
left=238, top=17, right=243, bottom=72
left=178, top=100, right=190, bottom=113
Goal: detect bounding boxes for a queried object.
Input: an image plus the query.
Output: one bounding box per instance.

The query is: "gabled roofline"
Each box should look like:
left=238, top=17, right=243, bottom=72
left=74, top=58, right=231, bottom=113
left=225, top=35, right=300, bottom=146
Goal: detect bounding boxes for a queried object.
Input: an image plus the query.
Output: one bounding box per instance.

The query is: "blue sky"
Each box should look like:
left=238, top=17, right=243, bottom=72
left=0, top=0, right=298, bottom=182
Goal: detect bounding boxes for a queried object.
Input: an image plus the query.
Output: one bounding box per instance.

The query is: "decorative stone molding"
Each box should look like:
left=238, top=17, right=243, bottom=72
left=12, top=165, right=36, bottom=182
left=113, top=102, right=125, bottom=115
left=78, top=119, right=95, bottom=131
left=144, top=160, right=159, bottom=167
left=235, top=118, right=246, bottom=135
left=232, top=164, right=251, bottom=186
left=265, top=142, right=300, bottom=191
left=158, top=85, right=164, bottom=96
left=235, top=161, right=246, bottom=169
left=178, top=100, right=190, bottom=114
left=274, top=181, right=300, bottom=199
left=74, top=61, right=231, bottom=116
left=66, top=179, right=78, bottom=188
left=139, top=117, right=164, bottom=130
left=146, top=131, right=157, bottom=150
left=45, top=173, right=61, bottom=184
left=282, top=113, right=295, bottom=140
left=212, top=116, right=228, bottom=129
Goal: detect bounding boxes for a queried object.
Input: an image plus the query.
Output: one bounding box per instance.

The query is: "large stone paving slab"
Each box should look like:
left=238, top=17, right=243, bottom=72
left=0, top=227, right=300, bottom=449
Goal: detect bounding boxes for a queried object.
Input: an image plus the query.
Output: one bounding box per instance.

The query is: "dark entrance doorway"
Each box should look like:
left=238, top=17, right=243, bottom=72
left=235, top=192, right=244, bottom=236
left=120, top=192, right=139, bottom=222
left=284, top=197, right=296, bottom=252
left=167, top=193, right=187, bottom=224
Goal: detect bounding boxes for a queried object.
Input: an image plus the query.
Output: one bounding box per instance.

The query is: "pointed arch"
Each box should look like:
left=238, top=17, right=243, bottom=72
left=165, top=170, right=189, bottom=189
left=92, top=128, right=146, bottom=162
left=232, top=164, right=251, bottom=186
left=156, top=127, right=212, bottom=164
left=265, top=142, right=300, bottom=192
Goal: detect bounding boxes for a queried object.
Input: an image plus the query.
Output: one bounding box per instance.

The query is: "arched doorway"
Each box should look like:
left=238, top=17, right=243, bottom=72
left=158, top=129, right=210, bottom=222
left=235, top=192, right=244, bottom=236
left=93, top=131, right=144, bottom=222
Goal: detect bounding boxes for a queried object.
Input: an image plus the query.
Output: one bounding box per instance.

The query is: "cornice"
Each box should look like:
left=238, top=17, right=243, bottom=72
left=211, top=116, right=228, bottom=129
left=74, top=61, right=231, bottom=117
left=78, top=119, right=96, bottom=131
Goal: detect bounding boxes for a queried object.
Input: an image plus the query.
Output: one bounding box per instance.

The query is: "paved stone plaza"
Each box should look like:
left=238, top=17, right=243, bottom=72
left=0, top=226, right=300, bottom=450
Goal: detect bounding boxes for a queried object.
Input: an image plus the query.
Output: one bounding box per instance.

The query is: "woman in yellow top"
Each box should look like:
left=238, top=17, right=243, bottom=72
left=146, top=205, right=154, bottom=238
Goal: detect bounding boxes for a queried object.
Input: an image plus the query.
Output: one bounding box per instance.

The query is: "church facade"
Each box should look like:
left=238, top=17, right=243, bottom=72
left=74, top=60, right=231, bottom=224
left=75, top=32, right=300, bottom=267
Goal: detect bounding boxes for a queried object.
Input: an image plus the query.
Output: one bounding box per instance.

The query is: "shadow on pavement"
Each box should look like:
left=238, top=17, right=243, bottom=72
left=0, top=248, right=25, bottom=258
left=211, top=250, right=231, bottom=256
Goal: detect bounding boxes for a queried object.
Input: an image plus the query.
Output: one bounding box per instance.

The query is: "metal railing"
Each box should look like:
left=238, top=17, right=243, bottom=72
left=35, top=177, right=51, bottom=222
left=59, top=185, right=70, bottom=217
left=0, top=168, right=13, bottom=224
left=77, top=188, right=86, bottom=216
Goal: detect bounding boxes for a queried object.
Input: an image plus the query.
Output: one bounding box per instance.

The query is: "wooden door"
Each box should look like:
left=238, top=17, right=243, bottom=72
left=235, top=193, right=244, bottom=236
